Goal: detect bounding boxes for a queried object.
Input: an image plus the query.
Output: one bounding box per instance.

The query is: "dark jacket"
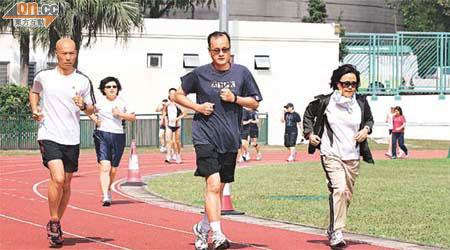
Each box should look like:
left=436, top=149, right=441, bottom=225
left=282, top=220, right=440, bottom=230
left=302, top=93, right=374, bottom=164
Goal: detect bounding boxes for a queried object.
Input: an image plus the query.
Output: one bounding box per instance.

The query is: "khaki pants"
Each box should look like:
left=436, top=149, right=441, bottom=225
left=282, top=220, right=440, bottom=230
left=320, top=155, right=360, bottom=231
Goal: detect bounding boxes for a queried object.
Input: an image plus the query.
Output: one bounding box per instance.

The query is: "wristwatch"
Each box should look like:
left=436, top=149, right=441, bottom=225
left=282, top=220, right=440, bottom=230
left=80, top=103, right=87, bottom=111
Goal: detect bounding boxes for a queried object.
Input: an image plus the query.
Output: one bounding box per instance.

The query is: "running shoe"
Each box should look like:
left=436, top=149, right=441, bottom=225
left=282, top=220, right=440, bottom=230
left=193, top=223, right=209, bottom=250
left=212, top=232, right=230, bottom=250
left=46, top=220, right=63, bottom=246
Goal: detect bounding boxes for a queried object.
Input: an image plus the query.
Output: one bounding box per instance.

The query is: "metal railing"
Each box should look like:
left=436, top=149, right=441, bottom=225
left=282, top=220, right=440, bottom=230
left=0, top=113, right=269, bottom=150
left=342, top=32, right=450, bottom=97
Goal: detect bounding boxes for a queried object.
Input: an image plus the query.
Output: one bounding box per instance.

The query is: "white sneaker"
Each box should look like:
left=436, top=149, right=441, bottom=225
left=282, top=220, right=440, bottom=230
left=256, top=153, right=262, bottom=161
left=102, top=195, right=111, bottom=206
left=237, top=157, right=244, bottom=163
left=159, top=146, right=166, bottom=153
left=329, top=230, right=346, bottom=248
left=212, top=232, right=230, bottom=250
left=245, top=152, right=250, bottom=161
left=287, top=154, right=295, bottom=162
left=176, top=154, right=182, bottom=164
left=193, top=223, right=208, bottom=250
left=165, top=155, right=171, bottom=163
left=107, top=191, right=112, bottom=201
left=171, top=154, right=177, bottom=161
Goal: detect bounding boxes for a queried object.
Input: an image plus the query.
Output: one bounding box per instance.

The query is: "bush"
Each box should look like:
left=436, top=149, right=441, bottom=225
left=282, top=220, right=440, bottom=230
left=0, top=84, right=30, bottom=115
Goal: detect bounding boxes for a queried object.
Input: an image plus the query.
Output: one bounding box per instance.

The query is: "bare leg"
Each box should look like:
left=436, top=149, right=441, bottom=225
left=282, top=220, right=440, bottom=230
left=47, top=160, right=66, bottom=221
left=57, top=172, right=73, bottom=219
left=99, top=160, right=112, bottom=196
left=108, top=167, right=118, bottom=191
left=204, top=173, right=224, bottom=223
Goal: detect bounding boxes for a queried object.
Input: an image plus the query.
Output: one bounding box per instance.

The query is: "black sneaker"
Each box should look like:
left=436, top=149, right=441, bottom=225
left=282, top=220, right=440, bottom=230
left=46, top=220, right=63, bottom=246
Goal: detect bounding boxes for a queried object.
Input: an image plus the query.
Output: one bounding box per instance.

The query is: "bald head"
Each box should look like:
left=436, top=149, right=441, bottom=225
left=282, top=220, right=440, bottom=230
left=56, top=37, right=77, bottom=74
left=56, top=37, right=76, bottom=52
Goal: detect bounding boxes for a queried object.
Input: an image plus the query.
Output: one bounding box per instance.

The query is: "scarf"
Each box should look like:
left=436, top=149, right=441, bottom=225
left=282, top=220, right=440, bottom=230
left=332, top=90, right=356, bottom=113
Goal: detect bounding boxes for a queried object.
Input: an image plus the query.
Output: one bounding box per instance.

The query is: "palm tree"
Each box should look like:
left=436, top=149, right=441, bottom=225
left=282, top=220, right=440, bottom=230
left=33, top=0, right=143, bottom=67
left=0, top=0, right=34, bottom=86
left=140, top=0, right=215, bottom=18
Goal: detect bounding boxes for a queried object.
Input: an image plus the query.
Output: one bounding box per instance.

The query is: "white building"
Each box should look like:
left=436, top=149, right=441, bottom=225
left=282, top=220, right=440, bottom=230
left=1, top=19, right=448, bottom=144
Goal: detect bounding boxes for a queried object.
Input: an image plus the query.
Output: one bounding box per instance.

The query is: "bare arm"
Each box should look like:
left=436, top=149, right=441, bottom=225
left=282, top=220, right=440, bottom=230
left=29, top=90, right=43, bottom=121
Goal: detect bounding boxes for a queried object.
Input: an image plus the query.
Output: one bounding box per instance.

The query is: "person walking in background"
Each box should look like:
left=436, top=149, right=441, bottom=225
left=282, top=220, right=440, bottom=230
left=88, top=77, right=136, bottom=206
left=281, top=103, right=301, bottom=162
left=164, top=88, right=186, bottom=164
left=385, top=105, right=395, bottom=157
left=391, top=106, right=409, bottom=159
left=175, top=31, right=262, bottom=250
left=248, top=107, right=262, bottom=160
left=303, top=64, right=374, bottom=248
left=237, top=107, right=251, bottom=163
left=30, top=37, right=95, bottom=246
left=155, top=99, right=168, bottom=153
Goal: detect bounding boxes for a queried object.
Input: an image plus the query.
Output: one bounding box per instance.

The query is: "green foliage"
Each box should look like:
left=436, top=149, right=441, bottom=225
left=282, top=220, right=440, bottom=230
left=150, top=158, right=450, bottom=247
left=302, top=0, right=328, bottom=23
left=0, top=84, right=30, bottom=114
left=386, top=0, right=450, bottom=32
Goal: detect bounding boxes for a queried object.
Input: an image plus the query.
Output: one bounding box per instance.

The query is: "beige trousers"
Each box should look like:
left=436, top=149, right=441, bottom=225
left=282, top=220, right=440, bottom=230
left=320, top=155, right=360, bottom=231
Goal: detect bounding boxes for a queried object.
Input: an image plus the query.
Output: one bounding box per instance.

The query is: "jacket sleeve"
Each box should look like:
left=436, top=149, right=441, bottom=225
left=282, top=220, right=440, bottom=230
left=363, top=98, right=374, bottom=134
left=302, top=99, right=320, bottom=139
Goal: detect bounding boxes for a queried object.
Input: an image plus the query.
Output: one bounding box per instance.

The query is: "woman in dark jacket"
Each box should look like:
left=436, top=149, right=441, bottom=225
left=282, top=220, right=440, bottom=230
left=302, top=64, right=374, bottom=248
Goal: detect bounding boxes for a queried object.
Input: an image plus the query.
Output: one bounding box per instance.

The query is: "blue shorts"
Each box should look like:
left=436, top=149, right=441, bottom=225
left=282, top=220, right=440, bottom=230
left=93, top=130, right=126, bottom=167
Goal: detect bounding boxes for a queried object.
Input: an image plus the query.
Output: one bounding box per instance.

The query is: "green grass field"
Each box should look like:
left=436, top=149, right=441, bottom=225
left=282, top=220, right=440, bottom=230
left=148, top=158, right=450, bottom=247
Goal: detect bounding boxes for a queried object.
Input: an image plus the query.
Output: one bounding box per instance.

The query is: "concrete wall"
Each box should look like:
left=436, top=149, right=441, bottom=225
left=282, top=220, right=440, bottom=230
left=166, top=0, right=404, bottom=33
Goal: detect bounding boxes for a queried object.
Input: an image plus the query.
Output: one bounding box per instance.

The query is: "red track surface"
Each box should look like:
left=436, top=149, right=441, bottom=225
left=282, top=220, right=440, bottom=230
left=0, top=149, right=446, bottom=249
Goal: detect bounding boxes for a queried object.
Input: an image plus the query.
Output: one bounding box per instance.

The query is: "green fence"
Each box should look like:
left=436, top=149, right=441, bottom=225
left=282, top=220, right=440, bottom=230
left=343, top=32, right=450, bottom=97
left=0, top=113, right=269, bottom=150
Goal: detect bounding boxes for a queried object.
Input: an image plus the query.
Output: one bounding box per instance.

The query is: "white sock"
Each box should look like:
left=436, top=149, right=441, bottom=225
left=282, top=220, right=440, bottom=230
left=199, top=214, right=210, bottom=233
left=210, top=221, right=222, bottom=234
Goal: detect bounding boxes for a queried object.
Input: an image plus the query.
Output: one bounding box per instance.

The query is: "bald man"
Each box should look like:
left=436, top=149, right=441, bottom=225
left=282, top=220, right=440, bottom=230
left=30, top=37, right=95, bottom=246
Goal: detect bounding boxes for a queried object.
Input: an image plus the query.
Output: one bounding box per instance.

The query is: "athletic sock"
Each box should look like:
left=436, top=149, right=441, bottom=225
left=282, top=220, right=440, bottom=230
left=199, top=214, right=211, bottom=233
left=210, top=221, right=222, bottom=234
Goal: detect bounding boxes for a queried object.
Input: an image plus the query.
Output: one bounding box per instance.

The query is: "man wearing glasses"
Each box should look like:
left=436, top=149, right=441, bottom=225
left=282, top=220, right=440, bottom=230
left=175, top=31, right=263, bottom=250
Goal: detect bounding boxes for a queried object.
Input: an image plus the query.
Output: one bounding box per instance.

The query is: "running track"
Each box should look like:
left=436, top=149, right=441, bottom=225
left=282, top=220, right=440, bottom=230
left=0, top=149, right=446, bottom=249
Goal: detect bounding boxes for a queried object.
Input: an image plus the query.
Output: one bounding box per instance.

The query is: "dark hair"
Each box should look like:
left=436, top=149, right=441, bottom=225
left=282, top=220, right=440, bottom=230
left=168, top=88, right=177, bottom=93
left=394, top=106, right=403, bottom=116
left=207, top=31, right=231, bottom=48
left=162, top=99, right=168, bottom=102
left=99, top=76, right=122, bottom=96
left=329, top=64, right=361, bottom=90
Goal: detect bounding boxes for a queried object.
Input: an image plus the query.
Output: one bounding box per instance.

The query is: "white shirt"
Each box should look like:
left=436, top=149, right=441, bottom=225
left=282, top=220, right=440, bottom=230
left=32, top=68, right=93, bottom=145
left=95, top=96, right=134, bottom=134
left=167, top=101, right=181, bottom=127
left=387, top=112, right=393, bottom=129
left=320, top=95, right=362, bottom=160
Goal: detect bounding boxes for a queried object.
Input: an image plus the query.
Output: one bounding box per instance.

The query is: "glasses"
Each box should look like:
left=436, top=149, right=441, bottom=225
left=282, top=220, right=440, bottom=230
left=209, top=47, right=230, bottom=55
left=105, top=85, right=117, bottom=89
left=339, top=81, right=358, bottom=88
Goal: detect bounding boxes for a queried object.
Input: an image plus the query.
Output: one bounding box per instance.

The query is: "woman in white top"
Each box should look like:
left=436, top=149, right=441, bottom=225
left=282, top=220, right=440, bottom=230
left=164, top=88, right=186, bottom=164
left=89, top=77, right=136, bottom=206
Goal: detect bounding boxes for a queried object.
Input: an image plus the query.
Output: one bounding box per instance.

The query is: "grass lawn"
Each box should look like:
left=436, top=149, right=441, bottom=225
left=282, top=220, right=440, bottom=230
left=148, top=158, right=450, bottom=247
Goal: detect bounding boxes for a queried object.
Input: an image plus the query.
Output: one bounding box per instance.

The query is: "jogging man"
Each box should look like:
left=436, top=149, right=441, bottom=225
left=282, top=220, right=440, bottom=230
left=281, top=103, right=302, bottom=162
left=30, top=37, right=95, bottom=246
left=175, top=31, right=262, bottom=250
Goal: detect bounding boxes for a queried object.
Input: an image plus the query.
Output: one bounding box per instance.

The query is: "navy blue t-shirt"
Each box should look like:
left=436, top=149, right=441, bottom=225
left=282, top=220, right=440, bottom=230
left=241, top=108, right=251, bottom=132
left=249, top=110, right=259, bottom=130
left=284, top=111, right=301, bottom=133
left=181, top=63, right=263, bottom=153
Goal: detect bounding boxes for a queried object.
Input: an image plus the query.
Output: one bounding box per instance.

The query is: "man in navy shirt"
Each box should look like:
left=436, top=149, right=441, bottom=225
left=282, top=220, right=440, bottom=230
left=175, top=31, right=262, bottom=250
left=281, top=103, right=302, bottom=162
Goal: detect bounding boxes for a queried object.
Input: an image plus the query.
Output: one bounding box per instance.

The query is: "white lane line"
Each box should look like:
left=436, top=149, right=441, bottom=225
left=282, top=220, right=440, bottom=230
left=0, top=214, right=131, bottom=250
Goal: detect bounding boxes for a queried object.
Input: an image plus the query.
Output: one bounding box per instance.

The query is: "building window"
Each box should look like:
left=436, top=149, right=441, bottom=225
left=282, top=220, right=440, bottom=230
left=183, top=54, right=200, bottom=68
left=0, top=61, right=9, bottom=86
left=47, top=62, right=58, bottom=69
left=254, top=55, right=271, bottom=70
left=28, top=62, right=36, bottom=86
left=147, top=53, right=162, bottom=68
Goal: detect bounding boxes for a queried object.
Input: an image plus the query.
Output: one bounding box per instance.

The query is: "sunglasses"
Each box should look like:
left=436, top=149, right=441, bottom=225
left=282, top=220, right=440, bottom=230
left=339, top=81, right=358, bottom=88
left=105, top=85, right=117, bottom=89
left=209, top=47, right=230, bottom=55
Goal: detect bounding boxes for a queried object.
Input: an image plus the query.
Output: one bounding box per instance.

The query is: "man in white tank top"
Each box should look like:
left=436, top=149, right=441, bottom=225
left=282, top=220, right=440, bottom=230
left=164, top=88, right=186, bottom=164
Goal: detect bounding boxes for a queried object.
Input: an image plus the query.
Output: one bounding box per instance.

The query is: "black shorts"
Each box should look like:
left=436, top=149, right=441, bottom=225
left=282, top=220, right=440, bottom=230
left=93, top=130, right=126, bottom=167
left=168, top=126, right=180, bottom=132
left=389, top=129, right=392, bottom=135
left=194, top=144, right=237, bottom=183
left=284, top=131, right=298, bottom=148
left=38, top=140, right=80, bottom=173
left=241, top=129, right=250, bottom=140
left=160, top=124, right=166, bottom=130
left=249, top=129, right=259, bottom=138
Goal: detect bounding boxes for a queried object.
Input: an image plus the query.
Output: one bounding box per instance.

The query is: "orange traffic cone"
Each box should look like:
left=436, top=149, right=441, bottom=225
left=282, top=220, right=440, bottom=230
left=122, top=140, right=145, bottom=186
left=221, top=183, right=245, bottom=215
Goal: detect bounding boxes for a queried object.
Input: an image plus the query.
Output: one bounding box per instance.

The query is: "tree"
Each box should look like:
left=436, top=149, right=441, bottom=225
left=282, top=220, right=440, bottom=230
left=32, top=0, right=143, bottom=68
left=336, top=11, right=349, bottom=63
left=0, top=84, right=30, bottom=114
left=0, top=1, right=35, bottom=87
left=302, top=0, right=328, bottom=23
left=141, top=0, right=215, bottom=18
left=386, top=0, right=450, bottom=32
